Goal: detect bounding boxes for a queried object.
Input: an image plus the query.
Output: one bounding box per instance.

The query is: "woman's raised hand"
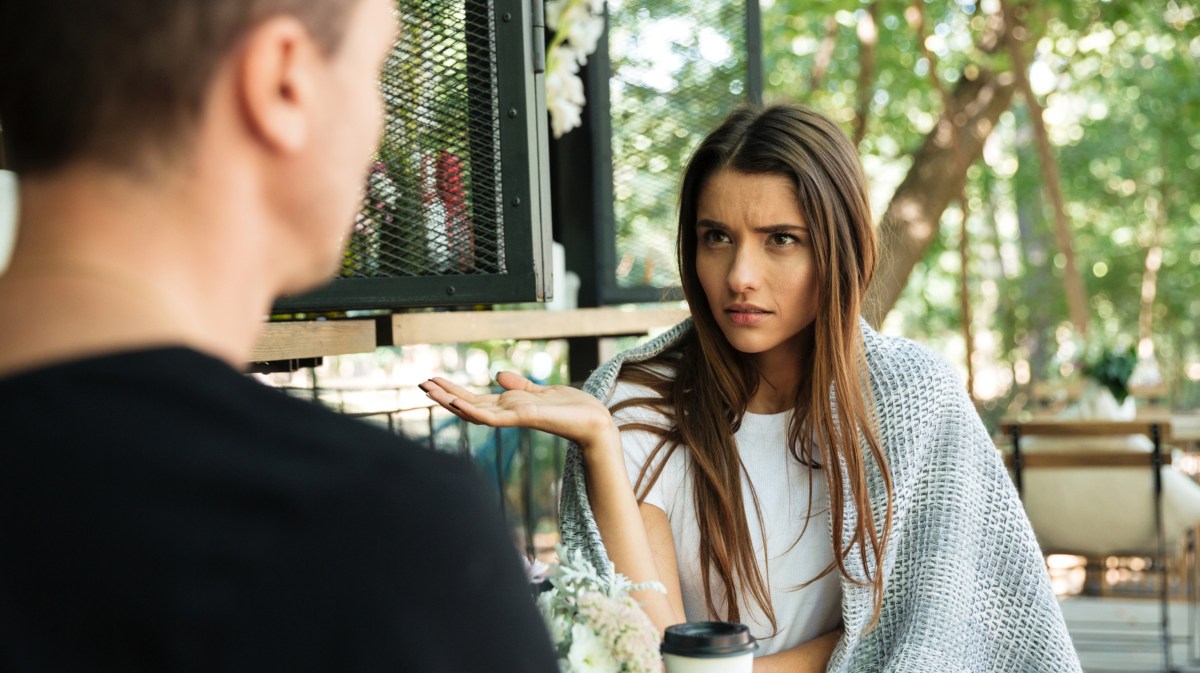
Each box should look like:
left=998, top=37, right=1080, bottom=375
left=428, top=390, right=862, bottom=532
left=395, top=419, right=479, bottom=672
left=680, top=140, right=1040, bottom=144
left=426, top=373, right=681, bottom=632
left=419, top=371, right=617, bottom=449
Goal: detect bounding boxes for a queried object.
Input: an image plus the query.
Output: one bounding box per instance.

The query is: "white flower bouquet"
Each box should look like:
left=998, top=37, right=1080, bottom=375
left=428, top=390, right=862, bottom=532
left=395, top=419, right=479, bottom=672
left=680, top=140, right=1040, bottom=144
left=535, top=546, right=664, bottom=673
left=544, top=0, right=606, bottom=138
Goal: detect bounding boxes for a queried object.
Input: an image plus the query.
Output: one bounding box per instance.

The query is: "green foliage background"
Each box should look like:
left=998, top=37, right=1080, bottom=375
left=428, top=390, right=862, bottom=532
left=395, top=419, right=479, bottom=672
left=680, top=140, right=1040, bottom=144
left=756, top=0, right=1200, bottom=422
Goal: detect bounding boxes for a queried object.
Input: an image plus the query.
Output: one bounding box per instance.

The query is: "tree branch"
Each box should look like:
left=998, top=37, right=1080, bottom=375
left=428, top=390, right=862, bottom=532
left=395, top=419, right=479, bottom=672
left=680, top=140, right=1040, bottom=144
left=864, top=69, right=1016, bottom=326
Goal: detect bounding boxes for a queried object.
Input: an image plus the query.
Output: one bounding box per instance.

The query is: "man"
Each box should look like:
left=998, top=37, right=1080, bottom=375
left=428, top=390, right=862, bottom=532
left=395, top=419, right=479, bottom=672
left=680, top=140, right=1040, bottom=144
left=0, top=1, right=559, bottom=671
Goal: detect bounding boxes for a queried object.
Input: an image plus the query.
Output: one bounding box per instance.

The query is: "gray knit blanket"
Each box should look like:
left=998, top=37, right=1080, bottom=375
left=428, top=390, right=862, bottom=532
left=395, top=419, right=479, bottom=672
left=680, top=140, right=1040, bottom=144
left=559, top=318, right=1080, bottom=672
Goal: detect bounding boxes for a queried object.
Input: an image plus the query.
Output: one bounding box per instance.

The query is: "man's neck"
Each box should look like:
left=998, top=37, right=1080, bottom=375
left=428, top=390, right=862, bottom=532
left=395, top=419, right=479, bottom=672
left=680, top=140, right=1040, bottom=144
left=0, top=165, right=281, bottom=378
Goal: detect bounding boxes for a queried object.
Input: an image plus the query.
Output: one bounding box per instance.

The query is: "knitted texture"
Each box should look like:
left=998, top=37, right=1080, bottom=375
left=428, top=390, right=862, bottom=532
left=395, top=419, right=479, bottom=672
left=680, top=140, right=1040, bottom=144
left=558, top=318, right=1080, bottom=672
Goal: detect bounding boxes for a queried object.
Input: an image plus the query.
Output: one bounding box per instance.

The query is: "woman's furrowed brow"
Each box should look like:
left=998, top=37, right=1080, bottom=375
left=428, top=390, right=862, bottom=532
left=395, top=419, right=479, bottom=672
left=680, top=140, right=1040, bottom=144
left=696, top=220, right=808, bottom=233
left=755, top=224, right=809, bottom=234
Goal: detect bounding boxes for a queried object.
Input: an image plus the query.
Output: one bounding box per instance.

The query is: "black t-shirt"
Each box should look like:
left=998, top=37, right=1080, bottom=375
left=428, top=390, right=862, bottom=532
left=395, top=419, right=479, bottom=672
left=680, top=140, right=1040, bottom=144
left=0, top=348, right=559, bottom=673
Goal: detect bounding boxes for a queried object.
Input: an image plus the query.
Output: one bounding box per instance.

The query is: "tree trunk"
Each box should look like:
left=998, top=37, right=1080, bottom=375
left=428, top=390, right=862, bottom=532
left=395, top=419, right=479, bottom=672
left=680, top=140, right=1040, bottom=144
left=1002, top=0, right=1090, bottom=337
left=852, top=3, right=879, bottom=148
left=1138, top=138, right=1169, bottom=353
left=810, top=16, right=839, bottom=93
left=1138, top=245, right=1163, bottom=347
left=909, top=0, right=974, bottom=398
left=864, top=69, right=1016, bottom=326
left=958, top=203, right=976, bottom=399
left=1012, top=111, right=1056, bottom=386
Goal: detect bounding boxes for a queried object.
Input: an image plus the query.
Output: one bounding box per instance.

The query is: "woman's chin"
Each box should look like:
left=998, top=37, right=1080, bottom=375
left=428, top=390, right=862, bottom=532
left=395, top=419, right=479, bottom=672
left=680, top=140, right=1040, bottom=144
left=719, top=331, right=773, bottom=356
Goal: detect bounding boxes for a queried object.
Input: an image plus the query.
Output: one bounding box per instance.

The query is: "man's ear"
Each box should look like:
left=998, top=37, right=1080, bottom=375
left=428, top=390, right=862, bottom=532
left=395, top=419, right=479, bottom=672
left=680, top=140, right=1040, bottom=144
left=236, top=16, right=319, bottom=154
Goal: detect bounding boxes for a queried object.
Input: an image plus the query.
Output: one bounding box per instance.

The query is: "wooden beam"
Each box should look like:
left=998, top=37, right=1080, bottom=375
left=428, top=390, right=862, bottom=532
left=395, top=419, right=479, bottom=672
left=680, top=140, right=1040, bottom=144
left=1002, top=451, right=1173, bottom=469
left=249, top=307, right=691, bottom=361
left=391, top=306, right=689, bottom=346
left=1000, top=419, right=1172, bottom=439
left=250, top=320, right=377, bottom=361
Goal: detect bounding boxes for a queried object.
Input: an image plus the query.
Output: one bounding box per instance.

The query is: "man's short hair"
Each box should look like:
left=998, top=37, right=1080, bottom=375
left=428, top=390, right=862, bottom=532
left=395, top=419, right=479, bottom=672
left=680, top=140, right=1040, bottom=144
left=0, top=1, right=361, bottom=175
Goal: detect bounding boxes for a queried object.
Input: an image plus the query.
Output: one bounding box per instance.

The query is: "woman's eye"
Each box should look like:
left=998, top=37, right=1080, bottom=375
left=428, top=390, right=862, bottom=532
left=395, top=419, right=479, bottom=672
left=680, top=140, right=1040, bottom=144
left=768, top=233, right=798, bottom=246
left=701, top=230, right=730, bottom=245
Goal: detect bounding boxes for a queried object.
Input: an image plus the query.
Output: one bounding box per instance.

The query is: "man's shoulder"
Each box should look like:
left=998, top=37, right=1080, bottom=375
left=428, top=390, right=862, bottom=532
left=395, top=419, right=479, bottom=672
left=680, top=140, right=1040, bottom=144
left=0, top=345, right=479, bottom=495
left=0, top=351, right=561, bottom=672
left=1, top=345, right=500, bottom=564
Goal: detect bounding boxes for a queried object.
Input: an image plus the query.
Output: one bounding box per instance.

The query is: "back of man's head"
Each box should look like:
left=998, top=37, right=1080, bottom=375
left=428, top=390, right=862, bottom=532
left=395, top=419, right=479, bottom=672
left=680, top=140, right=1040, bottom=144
left=0, top=1, right=356, bottom=176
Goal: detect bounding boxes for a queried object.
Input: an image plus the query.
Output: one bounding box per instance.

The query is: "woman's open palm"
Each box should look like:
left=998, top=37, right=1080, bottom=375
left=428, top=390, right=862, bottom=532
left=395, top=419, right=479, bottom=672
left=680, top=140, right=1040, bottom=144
left=420, top=371, right=614, bottom=447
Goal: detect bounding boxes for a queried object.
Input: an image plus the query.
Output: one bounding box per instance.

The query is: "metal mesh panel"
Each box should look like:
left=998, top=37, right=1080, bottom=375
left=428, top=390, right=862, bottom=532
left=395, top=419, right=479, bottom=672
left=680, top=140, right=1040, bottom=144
left=343, top=1, right=505, bottom=279
left=607, top=0, right=748, bottom=290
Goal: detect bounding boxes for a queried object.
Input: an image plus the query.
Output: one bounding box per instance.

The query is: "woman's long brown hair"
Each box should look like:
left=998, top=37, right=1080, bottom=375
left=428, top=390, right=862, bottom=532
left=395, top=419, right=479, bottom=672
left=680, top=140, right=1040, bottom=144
left=612, top=103, right=894, bottom=633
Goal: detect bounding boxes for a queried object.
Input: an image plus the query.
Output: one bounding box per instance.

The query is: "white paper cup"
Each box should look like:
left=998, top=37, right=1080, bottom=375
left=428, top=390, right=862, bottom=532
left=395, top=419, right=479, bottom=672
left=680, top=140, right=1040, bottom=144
left=661, top=622, right=757, bottom=673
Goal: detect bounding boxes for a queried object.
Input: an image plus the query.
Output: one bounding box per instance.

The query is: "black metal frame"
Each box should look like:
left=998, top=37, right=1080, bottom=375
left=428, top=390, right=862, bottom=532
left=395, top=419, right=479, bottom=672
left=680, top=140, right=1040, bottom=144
left=275, top=0, right=552, bottom=313
left=585, top=0, right=764, bottom=306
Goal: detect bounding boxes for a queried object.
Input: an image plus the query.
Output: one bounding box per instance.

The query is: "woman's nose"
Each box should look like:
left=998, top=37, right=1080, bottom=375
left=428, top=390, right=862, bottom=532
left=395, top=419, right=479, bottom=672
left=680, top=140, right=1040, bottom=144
left=726, top=246, right=760, bottom=294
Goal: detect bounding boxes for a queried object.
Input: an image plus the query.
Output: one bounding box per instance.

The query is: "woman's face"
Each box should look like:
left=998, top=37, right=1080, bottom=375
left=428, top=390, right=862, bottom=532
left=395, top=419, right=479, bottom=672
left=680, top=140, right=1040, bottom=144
left=694, top=169, right=819, bottom=366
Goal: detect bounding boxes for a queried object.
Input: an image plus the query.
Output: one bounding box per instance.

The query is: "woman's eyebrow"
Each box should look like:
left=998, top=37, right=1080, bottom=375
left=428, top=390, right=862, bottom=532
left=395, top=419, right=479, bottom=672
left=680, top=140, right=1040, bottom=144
left=695, top=220, right=809, bottom=234
left=755, top=224, right=809, bottom=234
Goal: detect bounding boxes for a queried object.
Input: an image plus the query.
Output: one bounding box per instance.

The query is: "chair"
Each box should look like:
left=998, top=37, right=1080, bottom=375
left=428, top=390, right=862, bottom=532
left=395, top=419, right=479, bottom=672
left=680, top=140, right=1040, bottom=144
left=1002, top=419, right=1176, bottom=670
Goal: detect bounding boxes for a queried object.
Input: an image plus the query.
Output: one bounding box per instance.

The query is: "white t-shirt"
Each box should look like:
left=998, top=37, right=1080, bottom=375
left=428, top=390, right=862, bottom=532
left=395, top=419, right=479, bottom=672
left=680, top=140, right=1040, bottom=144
left=611, top=379, right=842, bottom=656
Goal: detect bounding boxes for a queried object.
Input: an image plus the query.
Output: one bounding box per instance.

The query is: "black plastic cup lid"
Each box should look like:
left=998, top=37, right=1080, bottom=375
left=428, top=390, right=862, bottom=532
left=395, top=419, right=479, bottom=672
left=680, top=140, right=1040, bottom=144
left=661, top=622, right=758, bottom=658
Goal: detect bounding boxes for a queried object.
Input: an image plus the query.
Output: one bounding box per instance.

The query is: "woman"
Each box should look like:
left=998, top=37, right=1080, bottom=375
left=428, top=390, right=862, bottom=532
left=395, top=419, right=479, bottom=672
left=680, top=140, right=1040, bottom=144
left=422, top=104, right=1079, bottom=672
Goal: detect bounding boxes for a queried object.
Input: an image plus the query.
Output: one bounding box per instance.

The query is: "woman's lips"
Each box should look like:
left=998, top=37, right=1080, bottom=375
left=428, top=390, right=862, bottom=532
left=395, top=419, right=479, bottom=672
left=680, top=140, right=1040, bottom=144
left=726, top=307, right=770, bottom=326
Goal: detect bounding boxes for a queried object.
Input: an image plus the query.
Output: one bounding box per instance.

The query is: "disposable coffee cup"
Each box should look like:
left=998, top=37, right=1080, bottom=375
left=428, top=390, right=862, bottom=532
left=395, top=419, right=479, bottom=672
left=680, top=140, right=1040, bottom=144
left=661, top=621, right=757, bottom=673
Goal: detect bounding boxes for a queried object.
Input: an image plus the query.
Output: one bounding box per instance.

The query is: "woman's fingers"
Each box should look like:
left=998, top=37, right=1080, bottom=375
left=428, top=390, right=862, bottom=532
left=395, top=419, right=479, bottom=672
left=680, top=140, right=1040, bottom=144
left=419, top=374, right=606, bottom=443
left=419, top=377, right=497, bottom=413
left=422, top=373, right=546, bottom=415
left=440, top=396, right=526, bottom=428
left=424, top=376, right=479, bottom=402
left=495, top=370, right=543, bottom=393
left=418, top=380, right=477, bottom=422
left=419, top=378, right=523, bottom=428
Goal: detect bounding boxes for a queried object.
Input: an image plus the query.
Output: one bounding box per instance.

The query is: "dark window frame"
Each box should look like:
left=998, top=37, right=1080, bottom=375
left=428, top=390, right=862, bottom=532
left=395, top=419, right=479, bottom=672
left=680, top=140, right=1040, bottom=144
left=582, top=0, right=765, bottom=306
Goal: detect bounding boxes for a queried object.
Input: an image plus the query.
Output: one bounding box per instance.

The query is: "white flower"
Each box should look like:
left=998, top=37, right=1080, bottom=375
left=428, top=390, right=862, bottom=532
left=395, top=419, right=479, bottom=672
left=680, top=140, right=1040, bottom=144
left=536, top=590, right=572, bottom=646
left=547, top=92, right=583, bottom=138
left=535, top=546, right=665, bottom=672
left=525, top=555, right=552, bottom=583
left=543, top=0, right=606, bottom=138
left=562, top=7, right=605, bottom=62
left=546, top=47, right=586, bottom=138
left=567, top=624, right=620, bottom=673
left=547, top=46, right=583, bottom=91
left=550, top=613, right=572, bottom=647
left=545, top=0, right=568, bottom=29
